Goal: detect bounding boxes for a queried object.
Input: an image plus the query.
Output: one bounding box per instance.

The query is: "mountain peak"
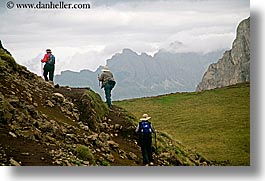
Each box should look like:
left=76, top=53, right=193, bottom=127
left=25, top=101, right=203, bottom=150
left=121, top=48, right=137, bottom=55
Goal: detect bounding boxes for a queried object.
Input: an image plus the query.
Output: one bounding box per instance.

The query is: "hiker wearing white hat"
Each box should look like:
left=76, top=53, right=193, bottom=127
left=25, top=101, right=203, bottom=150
left=98, top=65, right=116, bottom=108
left=140, top=113, right=152, bottom=121
left=135, top=113, right=156, bottom=166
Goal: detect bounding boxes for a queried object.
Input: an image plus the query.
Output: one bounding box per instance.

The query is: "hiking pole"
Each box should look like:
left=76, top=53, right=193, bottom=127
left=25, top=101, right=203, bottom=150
left=155, top=132, right=158, bottom=165
left=98, top=74, right=100, bottom=87
left=40, top=61, right=43, bottom=76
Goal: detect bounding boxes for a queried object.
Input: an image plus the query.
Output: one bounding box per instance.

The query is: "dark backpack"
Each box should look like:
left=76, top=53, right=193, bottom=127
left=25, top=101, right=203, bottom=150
left=47, top=54, right=55, bottom=65
left=108, top=80, right=116, bottom=89
left=139, top=121, right=152, bottom=134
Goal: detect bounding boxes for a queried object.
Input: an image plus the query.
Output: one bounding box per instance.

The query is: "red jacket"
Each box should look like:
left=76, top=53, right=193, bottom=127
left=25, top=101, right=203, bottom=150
left=41, top=54, right=49, bottom=63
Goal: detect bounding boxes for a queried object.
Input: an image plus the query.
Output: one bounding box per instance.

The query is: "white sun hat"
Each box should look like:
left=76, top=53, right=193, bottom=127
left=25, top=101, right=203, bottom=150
left=140, top=113, right=151, bottom=120
left=102, top=65, right=110, bottom=72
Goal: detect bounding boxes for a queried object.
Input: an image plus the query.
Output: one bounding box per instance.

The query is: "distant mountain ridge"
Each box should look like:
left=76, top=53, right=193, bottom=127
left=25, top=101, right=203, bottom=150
left=55, top=49, right=224, bottom=100
left=196, top=17, right=250, bottom=91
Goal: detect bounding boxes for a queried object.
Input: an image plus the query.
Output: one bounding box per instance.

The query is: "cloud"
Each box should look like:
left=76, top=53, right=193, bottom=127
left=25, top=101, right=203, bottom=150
left=160, top=25, right=237, bottom=53
left=0, top=0, right=249, bottom=74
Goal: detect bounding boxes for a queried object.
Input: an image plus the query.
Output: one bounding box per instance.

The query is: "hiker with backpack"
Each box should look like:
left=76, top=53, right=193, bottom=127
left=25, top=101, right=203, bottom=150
left=98, top=65, right=116, bottom=108
left=41, top=49, right=55, bottom=83
left=135, top=113, right=156, bottom=166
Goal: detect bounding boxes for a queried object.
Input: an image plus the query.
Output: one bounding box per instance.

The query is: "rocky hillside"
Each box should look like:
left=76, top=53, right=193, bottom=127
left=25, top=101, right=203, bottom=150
left=196, top=17, right=250, bottom=91
left=55, top=49, right=224, bottom=100
left=0, top=41, right=214, bottom=166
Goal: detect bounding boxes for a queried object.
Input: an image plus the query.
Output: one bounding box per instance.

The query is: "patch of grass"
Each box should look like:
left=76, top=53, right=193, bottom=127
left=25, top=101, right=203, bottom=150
left=78, top=88, right=109, bottom=130
left=0, top=49, right=18, bottom=71
left=83, top=88, right=109, bottom=118
left=0, top=59, right=6, bottom=68
left=75, top=145, right=95, bottom=164
left=115, top=83, right=250, bottom=165
left=99, top=160, right=110, bottom=166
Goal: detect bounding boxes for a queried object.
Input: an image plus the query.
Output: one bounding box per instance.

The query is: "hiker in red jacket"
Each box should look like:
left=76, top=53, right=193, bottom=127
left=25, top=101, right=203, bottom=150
left=41, top=49, right=55, bottom=83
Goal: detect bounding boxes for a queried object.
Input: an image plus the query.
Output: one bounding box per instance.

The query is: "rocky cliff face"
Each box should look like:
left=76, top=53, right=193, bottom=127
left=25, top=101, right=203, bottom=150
left=196, top=17, right=250, bottom=91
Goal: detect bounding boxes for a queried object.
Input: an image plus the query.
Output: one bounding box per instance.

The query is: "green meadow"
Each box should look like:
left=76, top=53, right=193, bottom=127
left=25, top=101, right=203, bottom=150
left=115, top=83, right=250, bottom=165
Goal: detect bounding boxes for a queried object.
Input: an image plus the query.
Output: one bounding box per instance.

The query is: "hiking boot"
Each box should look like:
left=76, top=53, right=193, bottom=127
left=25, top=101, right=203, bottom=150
left=54, top=84, right=60, bottom=88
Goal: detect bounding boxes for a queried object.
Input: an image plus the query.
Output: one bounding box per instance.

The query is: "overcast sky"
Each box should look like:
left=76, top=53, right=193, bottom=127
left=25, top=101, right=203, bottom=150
left=0, top=0, right=249, bottom=75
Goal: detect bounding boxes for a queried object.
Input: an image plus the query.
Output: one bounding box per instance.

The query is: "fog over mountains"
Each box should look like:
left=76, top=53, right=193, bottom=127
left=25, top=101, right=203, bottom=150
left=55, top=49, right=224, bottom=100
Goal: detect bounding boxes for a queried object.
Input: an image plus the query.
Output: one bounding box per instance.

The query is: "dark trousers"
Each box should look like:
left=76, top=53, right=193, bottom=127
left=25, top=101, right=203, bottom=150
left=104, top=82, right=114, bottom=107
left=139, top=135, right=153, bottom=165
left=43, top=63, right=55, bottom=81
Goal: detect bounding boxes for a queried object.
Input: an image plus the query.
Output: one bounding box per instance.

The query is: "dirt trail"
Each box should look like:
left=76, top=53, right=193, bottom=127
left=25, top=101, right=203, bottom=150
left=107, top=108, right=142, bottom=166
left=0, top=126, right=55, bottom=166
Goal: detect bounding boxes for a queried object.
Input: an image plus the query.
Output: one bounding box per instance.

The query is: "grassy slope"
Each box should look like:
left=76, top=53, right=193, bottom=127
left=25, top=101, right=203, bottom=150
left=115, top=83, right=250, bottom=165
